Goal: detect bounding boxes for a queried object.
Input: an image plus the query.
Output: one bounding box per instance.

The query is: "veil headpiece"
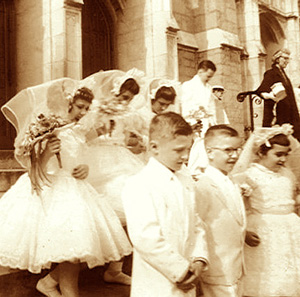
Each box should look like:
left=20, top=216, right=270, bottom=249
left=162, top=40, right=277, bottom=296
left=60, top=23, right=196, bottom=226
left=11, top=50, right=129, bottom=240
left=1, top=78, right=79, bottom=165
left=252, top=124, right=293, bottom=150
left=148, top=78, right=180, bottom=100
left=231, top=124, right=298, bottom=175
left=111, top=68, right=145, bottom=96
left=81, top=68, right=146, bottom=110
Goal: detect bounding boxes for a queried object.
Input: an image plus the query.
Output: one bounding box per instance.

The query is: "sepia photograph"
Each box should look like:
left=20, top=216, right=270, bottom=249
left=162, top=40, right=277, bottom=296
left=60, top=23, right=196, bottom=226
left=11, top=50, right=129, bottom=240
left=1, top=0, right=300, bottom=296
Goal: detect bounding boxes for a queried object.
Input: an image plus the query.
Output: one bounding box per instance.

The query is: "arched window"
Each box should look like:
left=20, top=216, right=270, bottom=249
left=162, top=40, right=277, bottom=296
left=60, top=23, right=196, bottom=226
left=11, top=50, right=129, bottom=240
left=82, top=0, right=114, bottom=78
left=259, top=12, right=285, bottom=68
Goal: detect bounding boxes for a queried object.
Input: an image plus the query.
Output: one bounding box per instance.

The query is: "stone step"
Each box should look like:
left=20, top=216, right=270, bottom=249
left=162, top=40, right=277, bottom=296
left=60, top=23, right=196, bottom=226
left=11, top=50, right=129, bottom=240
left=0, top=150, right=26, bottom=197
left=0, top=169, right=26, bottom=197
left=0, top=150, right=23, bottom=169
left=0, top=257, right=132, bottom=297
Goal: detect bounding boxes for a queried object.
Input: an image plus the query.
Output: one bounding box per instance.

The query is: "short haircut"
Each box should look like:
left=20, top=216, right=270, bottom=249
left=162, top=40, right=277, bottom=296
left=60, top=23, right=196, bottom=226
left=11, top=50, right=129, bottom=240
left=73, top=87, right=94, bottom=103
left=258, top=133, right=290, bottom=155
left=197, top=60, right=217, bottom=72
left=204, top=124, right=239, bottom=147
left=120, top=78, right=140, bottom=95
left=149, top=112, right=193, bottom=141
left=155, top=86, right=176, bottom=103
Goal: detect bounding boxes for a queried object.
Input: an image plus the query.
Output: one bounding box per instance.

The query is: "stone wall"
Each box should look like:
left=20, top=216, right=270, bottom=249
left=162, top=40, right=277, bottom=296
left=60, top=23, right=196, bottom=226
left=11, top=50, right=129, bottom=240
left=15, top=0, right=44, bottom=91
left=197, top=47, right=245, bottom=134
left=115, top=0, right=147, bottom=72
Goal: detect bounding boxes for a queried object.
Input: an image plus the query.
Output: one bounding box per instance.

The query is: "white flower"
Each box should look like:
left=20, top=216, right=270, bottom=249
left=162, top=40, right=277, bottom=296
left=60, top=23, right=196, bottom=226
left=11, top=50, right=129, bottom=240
left=239, top=183, right=252, bottom=198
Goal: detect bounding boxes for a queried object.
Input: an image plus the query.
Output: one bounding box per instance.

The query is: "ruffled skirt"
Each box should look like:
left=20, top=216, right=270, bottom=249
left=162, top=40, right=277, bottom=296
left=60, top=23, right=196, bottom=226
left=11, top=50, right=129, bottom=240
left=85, top=144, right=145, bottom=225
left=0, top=172, right=132, bottom=274
left=243, top=212, right=300, bottom=296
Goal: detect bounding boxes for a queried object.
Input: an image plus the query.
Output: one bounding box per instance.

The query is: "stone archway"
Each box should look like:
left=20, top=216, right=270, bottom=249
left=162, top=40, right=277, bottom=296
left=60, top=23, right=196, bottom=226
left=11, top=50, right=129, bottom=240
left=81, top=0, right=115, bottom=78
left=0, top=0, right=16, bottom=149
left=259, top=12, right=285, bottom=68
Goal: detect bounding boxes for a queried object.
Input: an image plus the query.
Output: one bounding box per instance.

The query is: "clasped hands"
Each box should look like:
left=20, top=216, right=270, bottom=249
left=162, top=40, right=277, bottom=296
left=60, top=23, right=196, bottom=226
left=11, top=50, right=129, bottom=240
left=245, top=230, right=260, bottom=247
left=44, top=135, right=89, bottom=180
left=176, top=261, right=205, bottom=292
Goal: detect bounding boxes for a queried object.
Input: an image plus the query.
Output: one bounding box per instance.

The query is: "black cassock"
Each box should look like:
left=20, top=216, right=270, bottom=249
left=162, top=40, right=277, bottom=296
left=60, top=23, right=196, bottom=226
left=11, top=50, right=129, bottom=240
left=256, top=64, right=300, bottom=141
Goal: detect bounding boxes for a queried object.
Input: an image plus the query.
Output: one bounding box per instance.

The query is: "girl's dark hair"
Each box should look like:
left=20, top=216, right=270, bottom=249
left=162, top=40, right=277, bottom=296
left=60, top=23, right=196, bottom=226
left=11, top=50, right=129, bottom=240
left=258, top=133, right=290, bottom=155
left=155, top=86, right=176, bottom=103
left=119, top=78, right=140, bottom=95
left=73, top=87, right=94, bottom=103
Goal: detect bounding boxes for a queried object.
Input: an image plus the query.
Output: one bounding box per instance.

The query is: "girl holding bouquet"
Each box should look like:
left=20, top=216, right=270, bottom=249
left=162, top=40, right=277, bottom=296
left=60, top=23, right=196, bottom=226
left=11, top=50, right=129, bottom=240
left=81, top=69, right=150, bottom=284
left=0, top=82, right=132, bottom=297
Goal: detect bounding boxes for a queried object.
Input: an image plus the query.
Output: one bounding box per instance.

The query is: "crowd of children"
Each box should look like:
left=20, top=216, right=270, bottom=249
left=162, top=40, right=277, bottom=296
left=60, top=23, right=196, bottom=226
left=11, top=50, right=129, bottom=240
left=1, top=64, right=300, bottom=297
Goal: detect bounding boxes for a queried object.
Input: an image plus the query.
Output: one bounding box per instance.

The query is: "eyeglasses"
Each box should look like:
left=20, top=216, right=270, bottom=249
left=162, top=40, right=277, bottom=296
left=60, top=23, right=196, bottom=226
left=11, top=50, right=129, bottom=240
left=208, top=147, right=243, bottom=156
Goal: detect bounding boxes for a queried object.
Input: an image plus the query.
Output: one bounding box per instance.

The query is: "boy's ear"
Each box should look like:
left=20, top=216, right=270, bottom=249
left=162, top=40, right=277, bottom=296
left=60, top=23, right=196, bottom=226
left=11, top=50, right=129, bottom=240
left=149, top=140, right=159, bottom=154
left=206, top=148, right=214, bottom=160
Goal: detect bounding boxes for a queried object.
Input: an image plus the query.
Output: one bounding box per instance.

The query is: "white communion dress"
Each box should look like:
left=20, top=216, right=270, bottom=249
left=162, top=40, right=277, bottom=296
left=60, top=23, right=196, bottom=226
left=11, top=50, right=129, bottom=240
left=85, top=112, right=147, bottom=226
left=243, top=163, right=300, bottom=296
left=0, top=124, right=132, bottom=274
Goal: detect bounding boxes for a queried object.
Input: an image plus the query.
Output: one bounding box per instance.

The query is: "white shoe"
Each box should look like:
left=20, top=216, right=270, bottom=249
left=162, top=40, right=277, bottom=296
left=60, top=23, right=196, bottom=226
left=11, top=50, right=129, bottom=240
left=103, top=271, right=131, bottom=285
left=36, top=277, right=62, bottom=297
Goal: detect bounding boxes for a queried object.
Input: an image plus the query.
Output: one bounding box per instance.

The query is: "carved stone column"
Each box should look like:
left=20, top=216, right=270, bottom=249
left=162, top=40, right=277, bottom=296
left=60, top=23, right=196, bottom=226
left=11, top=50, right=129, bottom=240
left=43, top=0, right=83, bottom=81
left=64, top=0, right=83, bottom=79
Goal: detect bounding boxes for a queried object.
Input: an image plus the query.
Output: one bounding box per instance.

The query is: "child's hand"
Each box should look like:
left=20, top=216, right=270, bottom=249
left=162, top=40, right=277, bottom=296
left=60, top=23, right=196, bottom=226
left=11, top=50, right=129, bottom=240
left=72, top=164, right=89, bottom=179
left=189, top=260, right=206, bottom=278
left=176, top=270, right=197, bottom=292
left=176, top=261, right=205, bottom=293
left=245, top=231, right=260, bottom=247
left=45, top=136, right=61, bottom=155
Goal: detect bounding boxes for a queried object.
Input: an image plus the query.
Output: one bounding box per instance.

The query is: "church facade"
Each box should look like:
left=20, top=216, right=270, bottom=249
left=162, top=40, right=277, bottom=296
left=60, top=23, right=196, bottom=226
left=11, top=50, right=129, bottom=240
left=1, top=0, right=299, bottom=148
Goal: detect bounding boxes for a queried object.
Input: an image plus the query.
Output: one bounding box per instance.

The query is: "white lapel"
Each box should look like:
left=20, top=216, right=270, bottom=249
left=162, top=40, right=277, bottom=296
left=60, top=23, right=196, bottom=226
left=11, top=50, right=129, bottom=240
left=205, top=167, right=245, bottom=227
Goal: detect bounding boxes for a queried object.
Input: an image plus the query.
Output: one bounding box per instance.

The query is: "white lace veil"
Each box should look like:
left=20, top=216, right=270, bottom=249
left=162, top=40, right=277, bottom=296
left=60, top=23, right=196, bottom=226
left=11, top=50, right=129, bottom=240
left=145, top=77, right=181, bottom=113
left=1, top=77, right=79, bottom=168
left=81, top=68, right=147, bottom=111
left=231, top=124, right=299, bottom=175
left=1, top=68, right=149, bottom=169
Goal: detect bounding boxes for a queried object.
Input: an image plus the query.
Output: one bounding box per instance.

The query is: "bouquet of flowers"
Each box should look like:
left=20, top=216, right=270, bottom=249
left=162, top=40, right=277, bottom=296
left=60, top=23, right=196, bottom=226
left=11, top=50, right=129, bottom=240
left=16, top=113, right=69, bottom=193
left=97, top=97, right=129, bottom=115
left=185, top=106, right=209, bottom=135
left=78, top=96, right=130, bottom=139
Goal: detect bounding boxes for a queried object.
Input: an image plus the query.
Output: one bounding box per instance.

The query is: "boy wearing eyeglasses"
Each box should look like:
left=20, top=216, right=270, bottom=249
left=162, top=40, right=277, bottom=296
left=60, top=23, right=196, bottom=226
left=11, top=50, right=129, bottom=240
left=195, top=124, right=248, bottom=297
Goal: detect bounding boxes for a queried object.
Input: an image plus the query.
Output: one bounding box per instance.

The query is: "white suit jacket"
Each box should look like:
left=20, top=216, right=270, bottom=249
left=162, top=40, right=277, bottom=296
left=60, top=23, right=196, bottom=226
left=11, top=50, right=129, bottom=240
left=181, top=75, right=230, bottom=136
left=122, top=158, right=208, bottom=297
left=195, top=166, right=246, bottom=286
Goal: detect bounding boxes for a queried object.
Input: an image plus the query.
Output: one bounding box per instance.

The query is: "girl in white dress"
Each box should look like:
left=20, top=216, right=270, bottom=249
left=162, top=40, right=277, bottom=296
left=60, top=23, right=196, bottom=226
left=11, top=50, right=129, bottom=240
left=233, top=124, right=300, bottom=297
left=81, top=69, right=149, bottom=285
left=0, top=84, right=132, bottom=297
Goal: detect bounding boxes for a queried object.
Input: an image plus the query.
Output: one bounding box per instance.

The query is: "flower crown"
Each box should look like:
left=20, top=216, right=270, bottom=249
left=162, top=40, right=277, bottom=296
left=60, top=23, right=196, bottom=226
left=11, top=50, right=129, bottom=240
left=111, top=68, right=145, bottom=96
left=253, top=124, right=294, bottom=149
left=149, top=79, right=180, bottom=100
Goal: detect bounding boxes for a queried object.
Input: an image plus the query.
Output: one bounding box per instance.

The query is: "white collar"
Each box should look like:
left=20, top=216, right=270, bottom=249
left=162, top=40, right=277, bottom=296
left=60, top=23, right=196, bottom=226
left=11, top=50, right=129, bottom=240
left=205, top=165, right=232, bottom=184
left=148, top=157, right=177, bottom=182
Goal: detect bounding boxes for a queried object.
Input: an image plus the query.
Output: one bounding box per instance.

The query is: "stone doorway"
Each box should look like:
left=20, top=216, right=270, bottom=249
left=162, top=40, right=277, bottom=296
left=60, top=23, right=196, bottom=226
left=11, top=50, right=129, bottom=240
left=259, top=12, right=285, bottom=68
left=81, top=0, right=114, bottom=79
left=0, top=0, right=16, bottom=149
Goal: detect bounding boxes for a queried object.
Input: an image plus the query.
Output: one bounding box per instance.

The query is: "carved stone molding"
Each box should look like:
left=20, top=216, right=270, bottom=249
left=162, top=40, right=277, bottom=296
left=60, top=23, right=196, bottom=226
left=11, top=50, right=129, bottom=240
left=64, top=0, right=83, bottom=9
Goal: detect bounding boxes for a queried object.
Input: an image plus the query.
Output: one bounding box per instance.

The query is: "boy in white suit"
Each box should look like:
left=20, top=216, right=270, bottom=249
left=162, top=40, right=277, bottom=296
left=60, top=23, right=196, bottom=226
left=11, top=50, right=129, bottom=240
left=181, top=60, right=217, bottom=136
left=122, top=112, right=209, bottom=297
left=195, top=124, right=247, bottom=297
